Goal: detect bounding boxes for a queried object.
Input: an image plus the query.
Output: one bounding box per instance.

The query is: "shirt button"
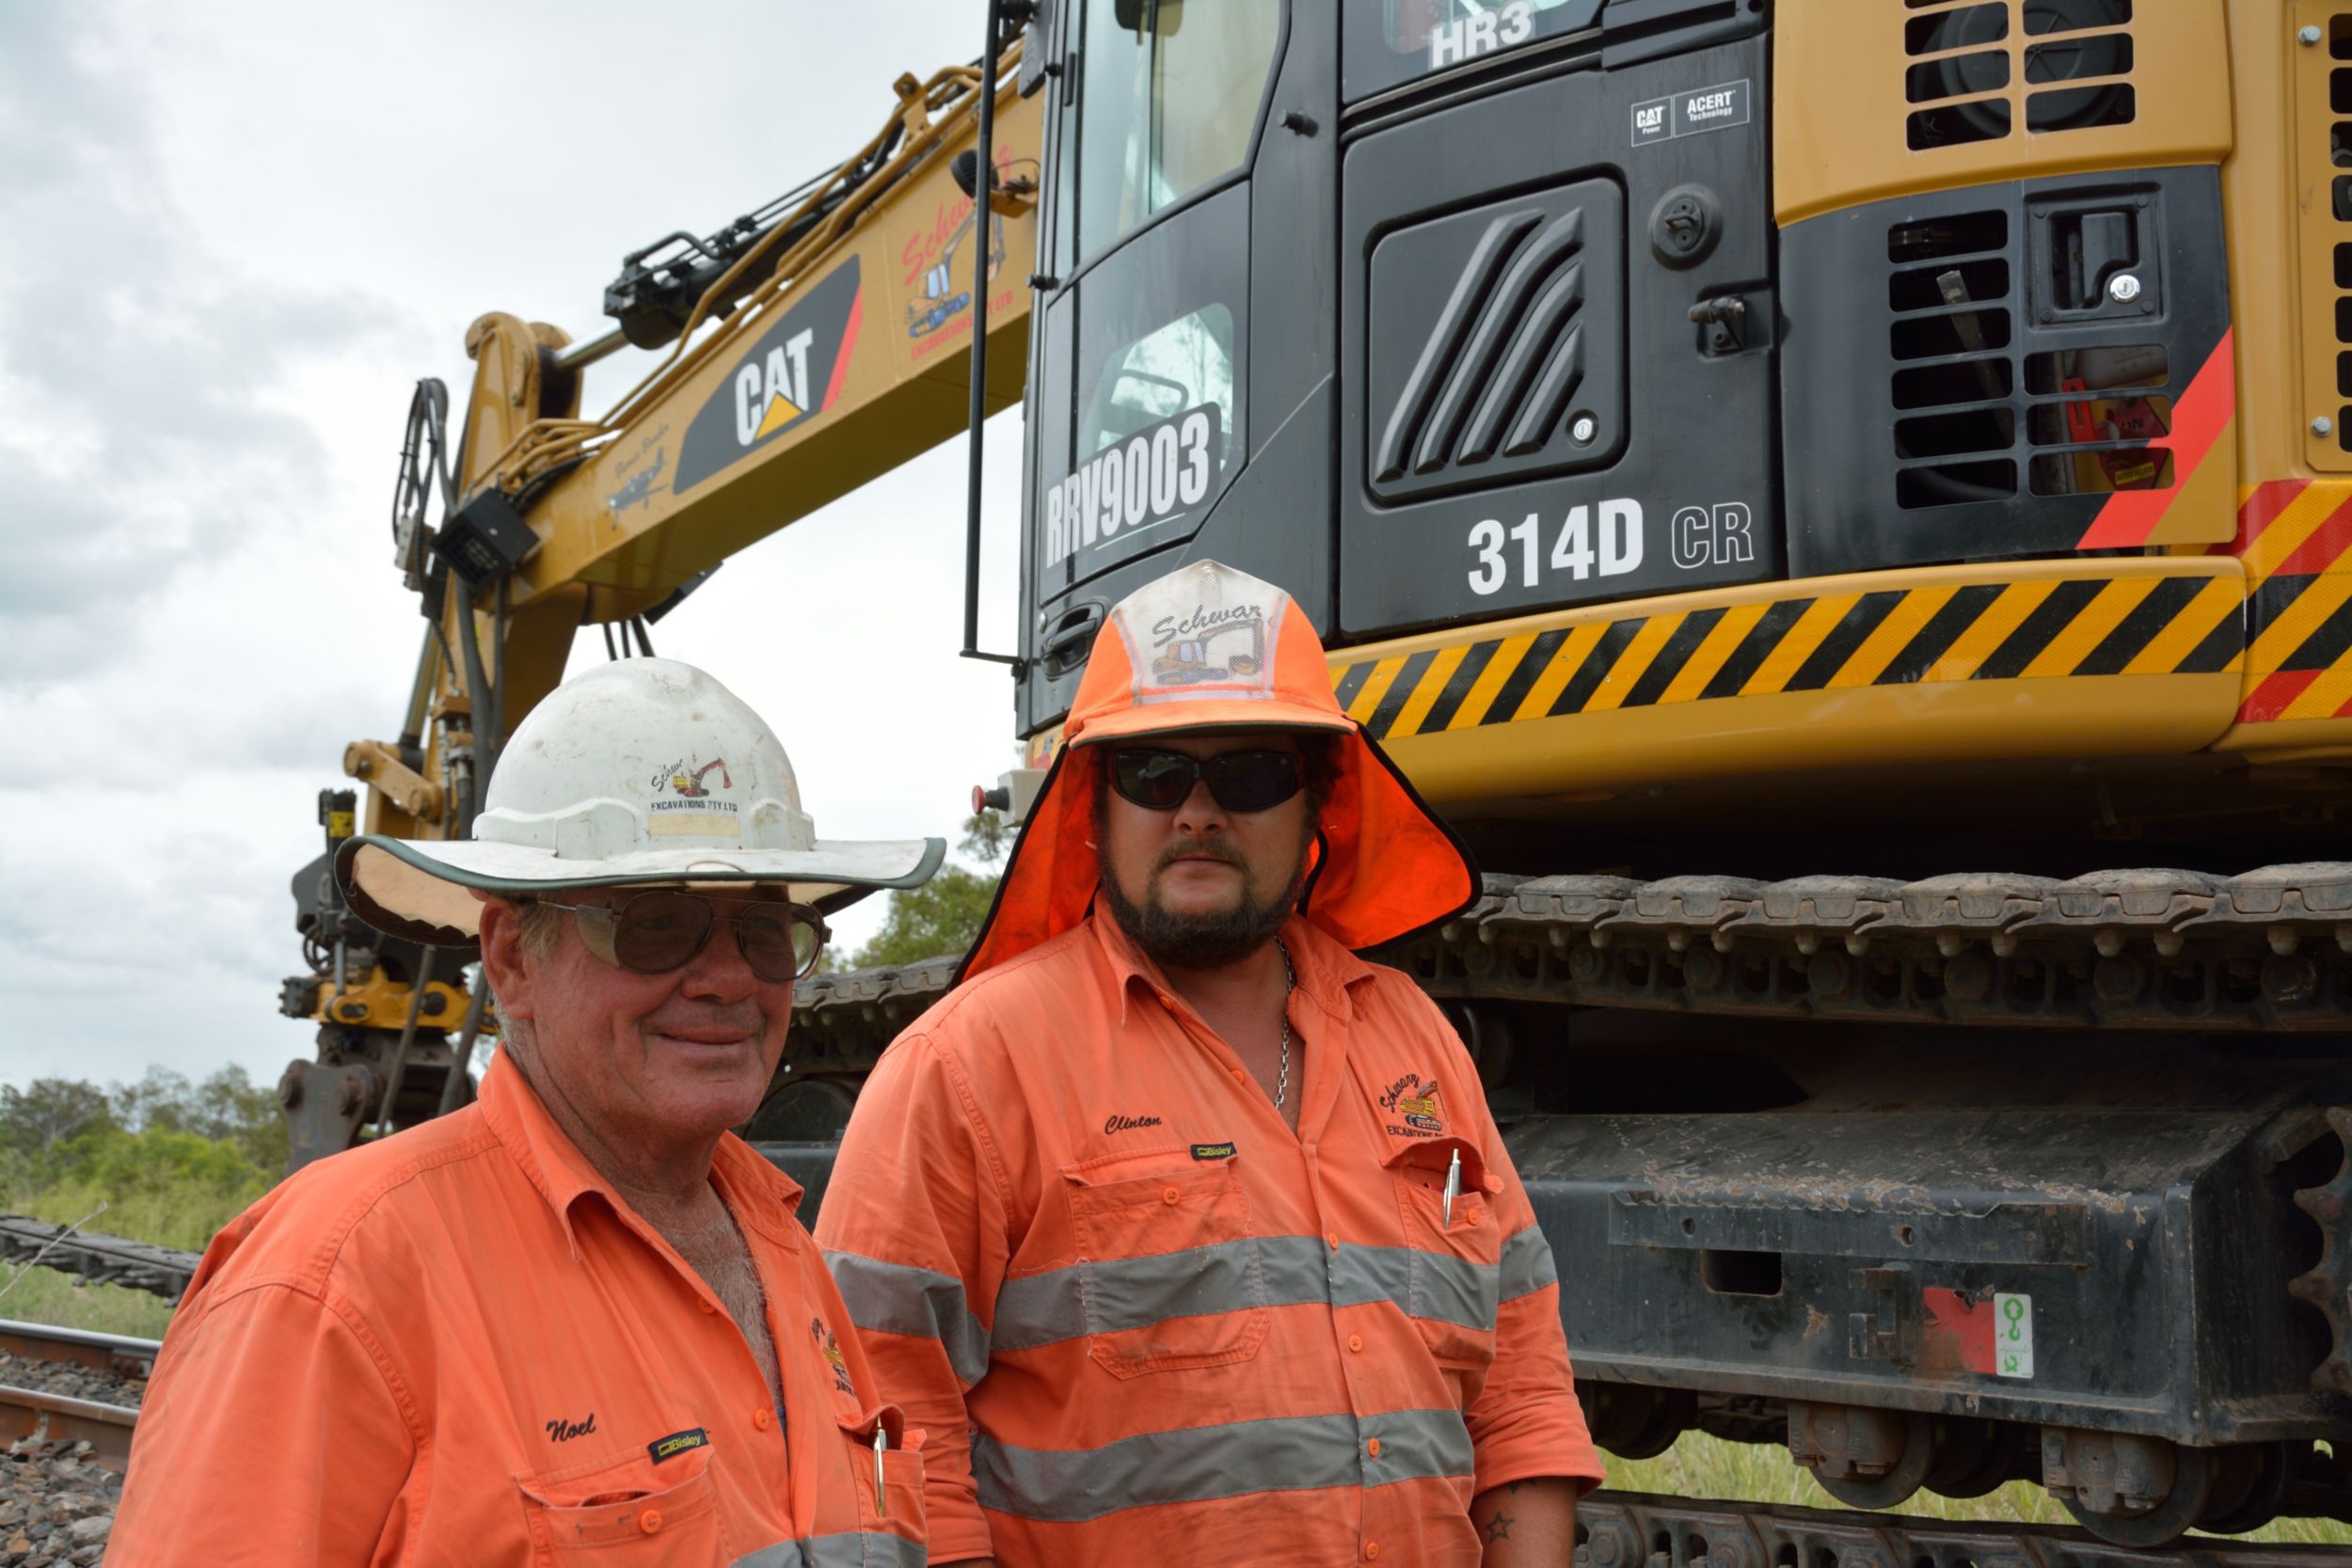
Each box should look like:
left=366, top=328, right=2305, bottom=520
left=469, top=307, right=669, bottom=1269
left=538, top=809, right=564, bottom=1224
left=1163, top=1187, right=1182, bottom=1205
left=1231, top=1068, right=1248, bottom=1085
left=638, top=1509, right=663, bottom=1534
left=1467, top=1208, right=1484, bottom=1227
left=754, top=1408, right=773, bottom=1432
left=1348, top=1335, right=1365, bottom=1353
left=696, top=1297, right=717, bottom=1315
left=1366, top=1437, right=1382, bottom=1459
left=1327, top=1232, right=1341, bottom=1250
left=1365, top=1543, right=1381, bottom=1560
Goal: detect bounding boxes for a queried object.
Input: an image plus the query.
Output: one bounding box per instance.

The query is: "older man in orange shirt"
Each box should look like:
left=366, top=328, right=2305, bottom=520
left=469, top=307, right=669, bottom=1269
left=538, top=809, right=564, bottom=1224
left=111, top=660, right=942, bottom=1567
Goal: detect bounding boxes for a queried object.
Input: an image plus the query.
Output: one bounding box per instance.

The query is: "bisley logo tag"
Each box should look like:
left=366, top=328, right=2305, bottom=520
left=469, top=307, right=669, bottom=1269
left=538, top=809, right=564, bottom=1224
left=648, top=1427, right=708, bottom=1464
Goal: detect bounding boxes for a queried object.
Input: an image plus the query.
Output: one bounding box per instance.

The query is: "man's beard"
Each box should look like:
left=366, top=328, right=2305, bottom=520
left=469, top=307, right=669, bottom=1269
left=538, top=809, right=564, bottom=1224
left=1100, top=833, right=1311, bottom=971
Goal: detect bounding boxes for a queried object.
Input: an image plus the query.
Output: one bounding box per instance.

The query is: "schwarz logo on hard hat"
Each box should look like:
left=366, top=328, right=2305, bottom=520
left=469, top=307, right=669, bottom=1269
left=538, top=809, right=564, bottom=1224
left=1379, top=1073, right=1446, bottom=1135
left=647, top=1427, right=708, bottom=1465
left=647, top=755, right=742, bottom=837
left=1149, top=602, right=1266, bottom=687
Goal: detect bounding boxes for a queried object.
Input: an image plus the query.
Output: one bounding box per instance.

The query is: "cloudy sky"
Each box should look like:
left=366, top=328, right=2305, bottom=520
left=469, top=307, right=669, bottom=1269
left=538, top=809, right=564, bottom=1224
left=0, top=2, right=1032, bottom=1093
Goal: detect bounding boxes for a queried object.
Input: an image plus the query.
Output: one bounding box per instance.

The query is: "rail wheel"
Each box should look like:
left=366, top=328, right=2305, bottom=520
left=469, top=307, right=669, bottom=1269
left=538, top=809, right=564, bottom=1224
left=1793, top=1405, right=1936, bottom=1510
left=2193, top=1441, right=2298, bottom=1537
left=1922, top=1417, right=2014, bottom=1500
left=2050, top=1432, right=2216, bottom=1549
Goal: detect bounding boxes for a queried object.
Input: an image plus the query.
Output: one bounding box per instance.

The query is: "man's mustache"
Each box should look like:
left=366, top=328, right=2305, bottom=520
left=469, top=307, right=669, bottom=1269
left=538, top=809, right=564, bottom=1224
left=1153, top=839, right=1248, bottom=874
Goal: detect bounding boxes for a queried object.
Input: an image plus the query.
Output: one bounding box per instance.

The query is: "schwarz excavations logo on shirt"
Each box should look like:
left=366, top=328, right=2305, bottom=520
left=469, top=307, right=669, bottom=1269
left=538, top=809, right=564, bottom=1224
left=1378, top=1072, right=1446, bottom=1136
left=811, top=1318, right=855, bottom=1396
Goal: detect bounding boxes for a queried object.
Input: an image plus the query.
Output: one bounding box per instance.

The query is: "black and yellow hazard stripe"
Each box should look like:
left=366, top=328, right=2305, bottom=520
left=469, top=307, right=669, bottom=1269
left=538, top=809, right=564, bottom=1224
left=2223, top=481, right=2352, bottom=723
left=1331, top=567, right=2245, bottom=743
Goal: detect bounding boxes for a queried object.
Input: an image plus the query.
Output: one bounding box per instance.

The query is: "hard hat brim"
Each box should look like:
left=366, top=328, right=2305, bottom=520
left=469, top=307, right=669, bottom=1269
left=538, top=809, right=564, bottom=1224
left=336, top=832, right=947, bottom=955
left=1066, top=698, right=1356, bottom=748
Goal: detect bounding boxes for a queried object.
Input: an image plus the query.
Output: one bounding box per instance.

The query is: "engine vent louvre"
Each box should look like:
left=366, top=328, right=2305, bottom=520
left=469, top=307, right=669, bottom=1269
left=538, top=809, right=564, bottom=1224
left=1887, top=211, right=2020, bottom=508
left=2332, top=14, right=2352, bottom=452
left=1901, top=0, right=2137, bottom=152
left=1374, top=208, right=1591, bottom=484
left=1883, top=203, right=2183, bottom=514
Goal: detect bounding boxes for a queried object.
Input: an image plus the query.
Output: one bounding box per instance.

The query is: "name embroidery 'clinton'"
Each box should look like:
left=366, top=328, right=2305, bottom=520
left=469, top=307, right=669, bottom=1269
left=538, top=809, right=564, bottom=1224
left=1104, top=1113, right=1164, bottom=1135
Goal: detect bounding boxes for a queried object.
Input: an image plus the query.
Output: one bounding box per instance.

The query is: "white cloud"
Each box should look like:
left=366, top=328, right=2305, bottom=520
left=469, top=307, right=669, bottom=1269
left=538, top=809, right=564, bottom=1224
left=0, top=2, right=1031, bottom=1092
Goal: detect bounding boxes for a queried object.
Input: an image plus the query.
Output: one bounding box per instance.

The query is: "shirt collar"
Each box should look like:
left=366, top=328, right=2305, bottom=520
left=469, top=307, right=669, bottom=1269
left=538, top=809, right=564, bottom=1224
left=477, top=1054, right=805, bottom=1256
left=1089, top=907, right=1378, bottom=1028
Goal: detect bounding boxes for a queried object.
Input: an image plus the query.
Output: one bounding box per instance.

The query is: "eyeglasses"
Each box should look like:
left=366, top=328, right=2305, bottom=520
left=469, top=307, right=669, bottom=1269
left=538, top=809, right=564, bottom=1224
left=530, top=892, right=830, bottom=983
left=1106, top=748, right=1305, bottom=814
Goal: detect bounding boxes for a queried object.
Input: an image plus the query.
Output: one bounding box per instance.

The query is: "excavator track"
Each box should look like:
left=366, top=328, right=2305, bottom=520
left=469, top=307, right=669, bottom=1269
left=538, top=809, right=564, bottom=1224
left=1377, top=864, right=2352, bottom=1035
left=789, top=864, right=2352, bottom=1042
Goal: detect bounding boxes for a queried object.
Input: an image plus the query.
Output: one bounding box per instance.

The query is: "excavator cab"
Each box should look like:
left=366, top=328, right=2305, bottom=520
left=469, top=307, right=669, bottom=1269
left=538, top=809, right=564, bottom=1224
left=1015, top=0, right=1794, bottom=728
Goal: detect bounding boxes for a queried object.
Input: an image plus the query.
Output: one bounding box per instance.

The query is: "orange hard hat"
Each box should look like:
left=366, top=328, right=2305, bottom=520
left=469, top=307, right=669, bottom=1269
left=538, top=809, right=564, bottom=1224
left=961, top=560, right=1477, bottom=978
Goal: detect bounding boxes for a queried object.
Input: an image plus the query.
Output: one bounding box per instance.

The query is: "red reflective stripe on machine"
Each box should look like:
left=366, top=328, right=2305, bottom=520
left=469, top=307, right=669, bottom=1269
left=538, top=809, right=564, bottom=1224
left=2237, top=668, right=2323, bottom=724
left=2074, top=328, right=2235, bottom=550
left=820, top=287, right=864, bottom=412
left=2268, top=492, right=2352, bottom=580
left=2225, top=478, right=2312, bottom=553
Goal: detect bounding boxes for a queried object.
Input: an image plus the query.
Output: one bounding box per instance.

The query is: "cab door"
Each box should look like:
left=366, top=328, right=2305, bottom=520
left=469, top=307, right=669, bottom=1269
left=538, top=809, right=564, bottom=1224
left=1336, top=1, right=1781, bottom=640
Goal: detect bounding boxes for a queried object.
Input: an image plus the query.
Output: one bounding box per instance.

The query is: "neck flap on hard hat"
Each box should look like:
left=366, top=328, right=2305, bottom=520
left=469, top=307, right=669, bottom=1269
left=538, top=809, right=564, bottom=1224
left=959, top=560, right=1479, bottom=980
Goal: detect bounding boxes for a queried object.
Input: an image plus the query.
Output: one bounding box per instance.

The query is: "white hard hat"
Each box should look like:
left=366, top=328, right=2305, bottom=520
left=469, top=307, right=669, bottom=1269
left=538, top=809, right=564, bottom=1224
left=336, top=658, right=944, bottom=950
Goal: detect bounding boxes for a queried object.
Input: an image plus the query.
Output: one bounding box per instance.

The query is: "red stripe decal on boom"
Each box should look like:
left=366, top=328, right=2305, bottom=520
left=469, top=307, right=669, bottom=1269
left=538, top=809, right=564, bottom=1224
left=821, top=287, right=864, bottom=412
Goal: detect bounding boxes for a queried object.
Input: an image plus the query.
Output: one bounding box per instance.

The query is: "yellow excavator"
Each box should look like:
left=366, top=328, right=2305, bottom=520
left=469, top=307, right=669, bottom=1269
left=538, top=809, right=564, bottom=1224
left=278, top=52, right=1041, bottom=1160
left=289, top=2, right=2351, bottom=1555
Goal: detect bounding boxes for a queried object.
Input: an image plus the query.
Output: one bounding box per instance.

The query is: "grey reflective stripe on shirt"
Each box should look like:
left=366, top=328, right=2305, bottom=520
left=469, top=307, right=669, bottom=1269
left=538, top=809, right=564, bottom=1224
left=824, top=1250, right=993, bottom=1388
left=991, top=1234, right=1500, bottom=1352
left=1499, top=1223, right=1559, bottom=1304
left=971, top=1406, right=1474, bottom=1524
left=730, top=1530, right=926, bottom=1568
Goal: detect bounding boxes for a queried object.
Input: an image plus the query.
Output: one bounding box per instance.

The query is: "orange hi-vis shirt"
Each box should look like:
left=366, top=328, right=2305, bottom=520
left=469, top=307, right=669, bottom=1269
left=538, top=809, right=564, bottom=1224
left=818, top=912, right=1602, bottom=1566
left=108, top=1058, right=925, bottom=1568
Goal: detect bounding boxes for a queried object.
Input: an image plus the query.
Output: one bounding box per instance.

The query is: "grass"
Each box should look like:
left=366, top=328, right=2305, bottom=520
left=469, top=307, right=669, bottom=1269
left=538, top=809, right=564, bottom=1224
left=0, top=1264, right=176, bottom=1339
left=1609, top=1432, right=2352, bottom=1548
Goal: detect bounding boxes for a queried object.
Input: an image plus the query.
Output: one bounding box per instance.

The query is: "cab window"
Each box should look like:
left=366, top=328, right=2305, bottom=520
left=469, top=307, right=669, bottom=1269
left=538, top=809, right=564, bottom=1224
left=1073, top=0, right=1282, bottom=261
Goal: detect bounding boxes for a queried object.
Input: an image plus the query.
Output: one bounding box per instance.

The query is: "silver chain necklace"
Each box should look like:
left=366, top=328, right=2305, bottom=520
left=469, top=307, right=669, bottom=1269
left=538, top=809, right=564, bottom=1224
left=1274, top=941, right=1295, bottom=1109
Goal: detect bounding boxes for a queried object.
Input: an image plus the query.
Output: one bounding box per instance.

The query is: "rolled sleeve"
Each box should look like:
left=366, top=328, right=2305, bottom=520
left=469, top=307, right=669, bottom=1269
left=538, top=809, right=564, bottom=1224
left=109, top=1281, right=420, bottom=1567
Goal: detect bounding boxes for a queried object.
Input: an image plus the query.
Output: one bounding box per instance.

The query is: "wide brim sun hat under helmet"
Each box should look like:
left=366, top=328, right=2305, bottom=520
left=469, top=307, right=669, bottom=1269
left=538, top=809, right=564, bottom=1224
left=958, top=559, right=1478, bottom=980
left=335, top=658, right=945, bottom=953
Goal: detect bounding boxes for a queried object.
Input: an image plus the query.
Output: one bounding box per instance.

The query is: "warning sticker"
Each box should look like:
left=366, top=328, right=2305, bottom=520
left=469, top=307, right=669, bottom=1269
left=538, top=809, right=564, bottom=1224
left=1631, top=80, right=1752, bottom=148
left=1994, top=1292, right=2035, bottom=1379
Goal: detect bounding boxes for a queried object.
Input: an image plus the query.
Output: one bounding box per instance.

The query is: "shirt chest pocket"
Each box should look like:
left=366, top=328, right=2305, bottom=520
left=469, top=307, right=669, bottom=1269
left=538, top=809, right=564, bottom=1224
left=516, top=1446, right=723, bottom=1565
left=835, top=1407, right=927, bottom=1547
left=1062, top=1148, right=1270, bottom=1378
left=1389, top=1139, right=1504, bottom=1370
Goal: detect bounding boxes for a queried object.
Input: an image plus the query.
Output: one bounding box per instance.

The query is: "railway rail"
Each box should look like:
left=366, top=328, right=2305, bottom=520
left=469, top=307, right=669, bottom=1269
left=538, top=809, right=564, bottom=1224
left=0, top=1215, right=199, bottom=1303
left=0, top=1319, right=157, bottom=1474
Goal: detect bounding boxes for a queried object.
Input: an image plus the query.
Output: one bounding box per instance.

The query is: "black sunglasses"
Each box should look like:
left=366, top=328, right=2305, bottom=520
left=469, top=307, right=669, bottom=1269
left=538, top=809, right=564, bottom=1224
left=532, top=891, right=829, bottom=983
left=1107, top=748, right=1305, bottom=814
